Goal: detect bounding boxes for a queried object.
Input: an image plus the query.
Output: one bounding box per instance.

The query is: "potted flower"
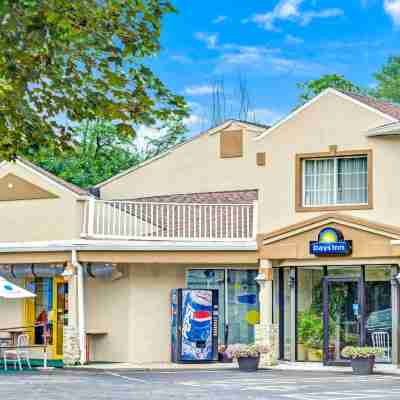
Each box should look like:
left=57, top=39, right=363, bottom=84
left=297, top=310, right=323, bottom=361
left=341, top=346, right=384, bottom=375
left=218, top=345, right=233, bottom=363
left=226, top=343, right=270, bottom=372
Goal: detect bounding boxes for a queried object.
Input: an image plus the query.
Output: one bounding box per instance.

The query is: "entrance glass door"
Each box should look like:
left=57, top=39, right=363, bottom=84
left=323, top=277, right=364, bottom=365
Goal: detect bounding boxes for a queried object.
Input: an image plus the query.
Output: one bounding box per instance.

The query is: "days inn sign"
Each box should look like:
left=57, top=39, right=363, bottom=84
left=310, top=227, right=352, bottom=256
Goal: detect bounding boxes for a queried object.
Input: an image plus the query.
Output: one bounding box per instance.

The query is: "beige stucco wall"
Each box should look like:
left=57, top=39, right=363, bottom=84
left=85, top=263, right=185, bottom=363
left=99, top=92, right=400, bottom=234
left=85, top=263, right=259, bottom=363
left=0, top=162, right=84, bottom=242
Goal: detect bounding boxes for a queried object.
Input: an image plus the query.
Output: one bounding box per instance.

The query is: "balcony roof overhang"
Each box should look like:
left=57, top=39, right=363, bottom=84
left=0, top=239, right=257, bottom=253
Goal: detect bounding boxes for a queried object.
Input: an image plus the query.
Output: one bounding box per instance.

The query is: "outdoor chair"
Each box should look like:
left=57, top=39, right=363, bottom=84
left=3, top=334, right=32, bottom=371
left=372, top=331, right=391, bottom=362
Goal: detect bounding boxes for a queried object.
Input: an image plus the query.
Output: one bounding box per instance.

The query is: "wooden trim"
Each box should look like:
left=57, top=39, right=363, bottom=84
left=295, top=149, right=373, bottom=212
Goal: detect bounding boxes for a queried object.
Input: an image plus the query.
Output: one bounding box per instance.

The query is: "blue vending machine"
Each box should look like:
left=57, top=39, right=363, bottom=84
left=171, top=288, right=219, bottom=363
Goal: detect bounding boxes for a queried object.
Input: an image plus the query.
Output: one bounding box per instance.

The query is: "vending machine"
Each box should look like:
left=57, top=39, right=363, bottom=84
left=171, top=289, right=219, bottom=363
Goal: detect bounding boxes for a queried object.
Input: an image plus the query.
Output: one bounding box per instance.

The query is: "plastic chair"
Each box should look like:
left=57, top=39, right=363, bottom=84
left=372, top=331, right=391, bottom=362
left=3, top=334, right=32, bottom=371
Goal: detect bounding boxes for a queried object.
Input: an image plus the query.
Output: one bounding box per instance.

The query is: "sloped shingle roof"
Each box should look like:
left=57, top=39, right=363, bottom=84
left=337, top=90, right=400, bottom=120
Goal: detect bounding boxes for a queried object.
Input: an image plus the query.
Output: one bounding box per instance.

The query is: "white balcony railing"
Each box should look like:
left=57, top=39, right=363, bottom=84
left=81, top=199, right=257, bottom=241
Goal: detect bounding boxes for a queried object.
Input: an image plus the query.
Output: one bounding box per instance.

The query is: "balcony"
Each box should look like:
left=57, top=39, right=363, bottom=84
left=81, top=199, right=257, bottom=242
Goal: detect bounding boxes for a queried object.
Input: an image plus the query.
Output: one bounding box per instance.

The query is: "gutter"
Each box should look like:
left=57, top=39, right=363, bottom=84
left=71, top=249, right=86, bottom=365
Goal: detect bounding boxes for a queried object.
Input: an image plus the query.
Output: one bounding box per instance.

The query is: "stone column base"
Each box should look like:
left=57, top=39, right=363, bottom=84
left=255, top=323, right=278, bottom=367
left=63, top=325, right=81, bottom=366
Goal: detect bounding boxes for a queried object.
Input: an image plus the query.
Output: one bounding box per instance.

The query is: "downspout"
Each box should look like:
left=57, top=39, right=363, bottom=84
left=71, top=249, right=86, bottom=365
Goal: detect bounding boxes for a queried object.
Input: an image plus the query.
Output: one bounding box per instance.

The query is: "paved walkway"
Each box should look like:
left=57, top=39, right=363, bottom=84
left=2, top=368, right=400, bottom=399
left=72, top=360, right=400, bottom=375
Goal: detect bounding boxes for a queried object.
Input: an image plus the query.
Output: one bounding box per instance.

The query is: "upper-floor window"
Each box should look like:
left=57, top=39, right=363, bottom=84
left=301, top=155, right=369, bottom=208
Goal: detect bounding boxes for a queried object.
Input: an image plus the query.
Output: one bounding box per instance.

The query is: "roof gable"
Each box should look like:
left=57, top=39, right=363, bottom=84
left=0, top=173, right=58, bottom=201
left=0, top=158, right=90, bottom=199
left=255, top=88, right=398, bottom=141
left=95, top=120, right=268, bottom=189
left=263, top=213, right=400, bottom=245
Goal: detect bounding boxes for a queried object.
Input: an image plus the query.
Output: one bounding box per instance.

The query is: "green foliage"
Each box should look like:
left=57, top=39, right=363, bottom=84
left=341, top=346, right=384, bottom=359
left=297, top=309, right=324, bottom=349
left=25, top=118, right=187, bottom=188
left=297, top=74, right=361, bottom=105
left=25, top=121, right=140, bottom=188
left=373, top=56, right=400, bottom=104
left=0, top=0, right=188, bottom=159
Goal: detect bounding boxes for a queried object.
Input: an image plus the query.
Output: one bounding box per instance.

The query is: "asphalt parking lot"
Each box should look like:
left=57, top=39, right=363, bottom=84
left=1, top=368, right=400, bottom=400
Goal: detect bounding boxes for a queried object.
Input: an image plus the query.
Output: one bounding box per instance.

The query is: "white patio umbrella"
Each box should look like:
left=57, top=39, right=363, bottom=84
left=0, top=277, right=36, bottom=299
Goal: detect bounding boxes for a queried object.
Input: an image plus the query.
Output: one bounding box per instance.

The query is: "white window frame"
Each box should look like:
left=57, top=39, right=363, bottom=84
left=302, top=155, right=369, bottom=208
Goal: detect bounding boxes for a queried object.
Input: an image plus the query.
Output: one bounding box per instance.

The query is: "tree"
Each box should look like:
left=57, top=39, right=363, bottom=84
left=373, top=56, right=400, bottom=104
left=0, top=0, right=188, bottom=160
left=297, top=74, right=361, bottom=105
left=28, top=121, right=141, bottom=188
left=27, top=118, right=187, bottom=188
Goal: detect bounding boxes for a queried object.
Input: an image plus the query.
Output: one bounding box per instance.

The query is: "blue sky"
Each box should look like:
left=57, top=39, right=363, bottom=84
left=146, top=0, right=400, bottom=136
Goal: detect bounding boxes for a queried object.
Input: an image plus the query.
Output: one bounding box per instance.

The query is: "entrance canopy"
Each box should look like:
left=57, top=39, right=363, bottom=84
left=260, top=213, right=400, bottom=261
left=0, top=277, right=35, bottom=298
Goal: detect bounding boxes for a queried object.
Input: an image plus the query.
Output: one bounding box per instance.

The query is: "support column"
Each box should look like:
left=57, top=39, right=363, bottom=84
left=255, top=259, right=278, bottom=366
left=63, top=264, right=80, bottom=366
left=392, top=265, right=400, bottom=367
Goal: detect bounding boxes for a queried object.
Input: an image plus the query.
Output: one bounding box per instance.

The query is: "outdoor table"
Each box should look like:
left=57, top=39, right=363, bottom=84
left=1, top=344, right=49, bottom=369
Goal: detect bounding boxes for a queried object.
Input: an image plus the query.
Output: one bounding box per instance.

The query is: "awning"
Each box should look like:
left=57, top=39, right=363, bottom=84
left=0, top=277, right=35, bottom=299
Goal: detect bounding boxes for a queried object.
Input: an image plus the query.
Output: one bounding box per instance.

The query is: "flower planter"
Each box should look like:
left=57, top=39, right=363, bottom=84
left=350, top=357, right=375, bottom=375
left=237, top=356, right=260, bottom=372
left=218, top=353, right=233, bottom=363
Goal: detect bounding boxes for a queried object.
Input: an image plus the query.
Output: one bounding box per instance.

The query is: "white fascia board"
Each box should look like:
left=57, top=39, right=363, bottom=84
left=255, top=88, right=397, bottom=142
left=0, top=239, right=257, bottom=253
left=366, top=122, right=400, bottom=137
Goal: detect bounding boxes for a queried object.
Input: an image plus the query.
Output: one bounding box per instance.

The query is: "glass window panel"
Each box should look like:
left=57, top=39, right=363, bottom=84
left=365, top=266, right=392, bottom=362
left=303, top=156, right=368, bottom=207
left=296, top=267, right=324, bottom=361
left=283, top=268, right=292, bottom=360
left=227, top=270, right=259, bottom=345
left=187, top=269, right=226, bottom=345
left=327, top=266, right=361, bottom=277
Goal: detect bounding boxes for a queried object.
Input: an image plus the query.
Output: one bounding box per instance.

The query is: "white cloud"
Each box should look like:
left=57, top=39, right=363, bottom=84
left=285, top=34, right=304, bottom=44
left=184, top=85, right=214, bottom=96
left=213, top=15, right=229, bottom=24
left=300, top=8, right=343, bottom=25
left=246, top=0, right=343, bottom=31
left=135, top=126, right=164, bottom=152
left=384, top=0, right=400, bottom=26
left=250, top=108, right=283, bottom=125
left=184, top=114, right=206, bottom=126
left=219, top=45, right=277, bottom=66
left=194, top=32, right=219, bottom=49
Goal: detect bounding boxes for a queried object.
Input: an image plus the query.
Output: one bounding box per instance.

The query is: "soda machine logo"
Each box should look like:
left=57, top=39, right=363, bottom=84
left=310, top=227, right=352, bottom=256
left=181, top=290, right=213, bottom=361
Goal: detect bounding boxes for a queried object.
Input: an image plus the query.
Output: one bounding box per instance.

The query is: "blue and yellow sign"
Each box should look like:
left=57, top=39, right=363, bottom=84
left=310, top=227, right=352, bottom=256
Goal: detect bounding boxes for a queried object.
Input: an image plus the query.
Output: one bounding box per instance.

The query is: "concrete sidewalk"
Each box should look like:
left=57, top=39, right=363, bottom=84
left=70, top=360, right=400, bottom=374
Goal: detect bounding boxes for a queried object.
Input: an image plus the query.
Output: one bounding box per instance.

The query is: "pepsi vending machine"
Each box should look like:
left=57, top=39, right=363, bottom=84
left=171, top=289, right=219, bottom=363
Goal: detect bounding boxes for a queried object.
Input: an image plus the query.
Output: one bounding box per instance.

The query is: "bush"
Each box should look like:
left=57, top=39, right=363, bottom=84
left=226, top=343, right=270, bottom=359
left=341, top=346, right=384, bottom=359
